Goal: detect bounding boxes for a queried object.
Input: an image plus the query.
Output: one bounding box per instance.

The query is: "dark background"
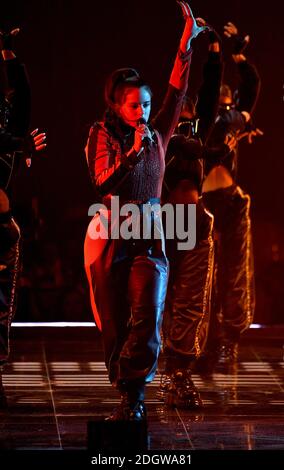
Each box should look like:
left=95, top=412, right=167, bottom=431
left=1, top=0, right=284, bottom=323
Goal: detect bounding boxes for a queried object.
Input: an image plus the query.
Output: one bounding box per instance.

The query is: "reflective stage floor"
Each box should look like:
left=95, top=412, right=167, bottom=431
left=1, top=325, right=283, bottom=461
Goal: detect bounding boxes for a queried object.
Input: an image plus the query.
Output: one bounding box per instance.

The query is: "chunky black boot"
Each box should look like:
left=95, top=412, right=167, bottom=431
left=165, top=369, right=203, bottom=409
left=106, top=393, right=147, bottom=421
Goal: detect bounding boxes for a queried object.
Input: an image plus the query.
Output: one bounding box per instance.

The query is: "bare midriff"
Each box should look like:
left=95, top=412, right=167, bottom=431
left=167, top=180, right=199, bottom=204
left=202, top=165, right=233, bottom=193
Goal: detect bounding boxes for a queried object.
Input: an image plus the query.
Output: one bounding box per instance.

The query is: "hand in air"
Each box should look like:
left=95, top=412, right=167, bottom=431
left=177, top=1, right=208, bottom=51
left=224, top=22, right=250, bottom=54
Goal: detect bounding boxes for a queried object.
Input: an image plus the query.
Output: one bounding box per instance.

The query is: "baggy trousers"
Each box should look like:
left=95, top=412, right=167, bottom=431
left=202, top=184, right=255, bottom=347
left=162, top=200, right=214, bottom=372
left=87, top=211, right=168, bottom=399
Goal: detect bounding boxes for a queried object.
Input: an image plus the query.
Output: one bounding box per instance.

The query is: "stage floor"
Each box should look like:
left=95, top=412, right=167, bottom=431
left=1, top=326, right=284, bottom=452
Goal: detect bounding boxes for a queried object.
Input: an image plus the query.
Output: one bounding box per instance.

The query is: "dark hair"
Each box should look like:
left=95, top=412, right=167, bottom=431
left=113, top=79, right=152, bottom=106
left=104, top=67, right=152, bottom=109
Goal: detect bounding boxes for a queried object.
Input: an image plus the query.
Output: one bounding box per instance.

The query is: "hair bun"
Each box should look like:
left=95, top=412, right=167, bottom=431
left=104, top=68, right=140, bottom=106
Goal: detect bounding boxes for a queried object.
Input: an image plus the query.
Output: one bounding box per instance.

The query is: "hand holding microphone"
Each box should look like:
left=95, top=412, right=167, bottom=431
left=133, top=118, right=153, bottom=153
left=124, top=118, right=152, bottom=169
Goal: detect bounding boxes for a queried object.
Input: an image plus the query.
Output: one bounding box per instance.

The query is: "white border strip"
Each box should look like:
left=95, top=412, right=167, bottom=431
left=11, top=322, right=97, bottom=327
left=10, top=322, right=265, bottom=328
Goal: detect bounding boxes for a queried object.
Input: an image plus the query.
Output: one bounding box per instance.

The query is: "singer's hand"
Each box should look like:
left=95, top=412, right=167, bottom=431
left=177, top=1, right=208, bottom=51
left=31, top=128, right=47, bottom=152
left=133, top=122, right=151, bottom=153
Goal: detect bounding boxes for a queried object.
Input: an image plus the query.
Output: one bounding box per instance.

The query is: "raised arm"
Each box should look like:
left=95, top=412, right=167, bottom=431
left=224, top=22, right=260, bottom=115
left=194, top=19, right=223, bottom=144
left=170, top=1, right=207, bottom=89
left=153, top=1, right=207, bottom=149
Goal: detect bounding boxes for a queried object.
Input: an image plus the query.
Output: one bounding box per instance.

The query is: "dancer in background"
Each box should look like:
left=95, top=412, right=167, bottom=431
left=0, top=28, right=46, bottom=407
left=158, top=19, right=223, bottom=408
left=199, top=21, right=261, bottom=372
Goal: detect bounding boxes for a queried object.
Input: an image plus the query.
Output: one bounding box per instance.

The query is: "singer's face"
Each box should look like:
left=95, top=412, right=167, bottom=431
left=118, top=86, right=151, bottom=127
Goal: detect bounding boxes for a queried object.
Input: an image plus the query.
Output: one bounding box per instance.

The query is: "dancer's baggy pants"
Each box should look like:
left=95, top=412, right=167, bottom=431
left=162, top=200, right=214, bottom=371
left=202, top=184, right=255, bottom=346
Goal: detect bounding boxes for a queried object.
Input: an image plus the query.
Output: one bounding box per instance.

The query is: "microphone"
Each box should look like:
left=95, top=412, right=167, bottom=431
left=138, top=117, right=147, bottom=126
left=137, top=117, right=153, bottom=148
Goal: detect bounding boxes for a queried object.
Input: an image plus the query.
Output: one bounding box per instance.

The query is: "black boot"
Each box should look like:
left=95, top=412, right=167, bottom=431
left=106, top=393, right=147, bottom=421
left=165, top=369, right=203, bottom=409
left=107, top=381, right=147, bottom=421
